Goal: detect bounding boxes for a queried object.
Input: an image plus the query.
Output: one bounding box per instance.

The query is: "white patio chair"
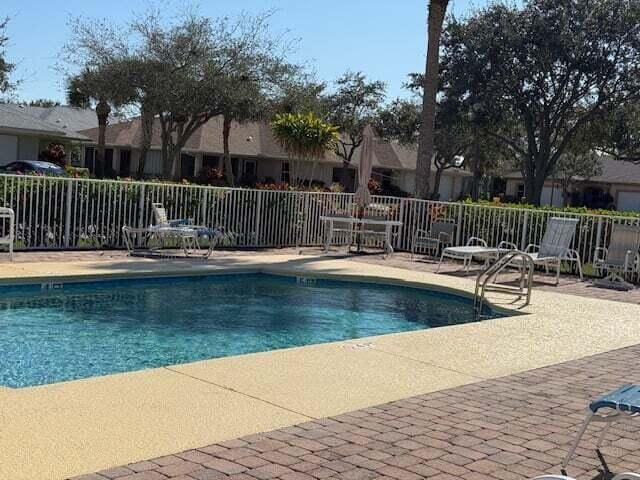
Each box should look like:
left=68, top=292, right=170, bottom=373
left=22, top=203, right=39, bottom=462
left=412, top=221, right=456, bottom=259
left=522, top=217, right=583, bottom=285
left=593, top=223, right=640, bottom=291
left=0, top=207, right=14, bottom=260
left=359, top=213, right=396, bottom=257
left=323, top=214, right=356, bottom=253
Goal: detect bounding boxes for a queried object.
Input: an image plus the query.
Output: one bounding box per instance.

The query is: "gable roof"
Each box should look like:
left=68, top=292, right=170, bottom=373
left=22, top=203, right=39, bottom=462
left=20, top=105, right=112, bottom=134
left=0, top=104, right=91, bottom=141
left=79, top=116, right=470, bottom=175
left=504, top=156, right=640, bottom=186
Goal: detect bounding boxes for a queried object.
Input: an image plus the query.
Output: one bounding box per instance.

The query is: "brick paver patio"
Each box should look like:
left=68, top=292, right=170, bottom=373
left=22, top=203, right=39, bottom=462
left=71, top=344, right=640, bottom=480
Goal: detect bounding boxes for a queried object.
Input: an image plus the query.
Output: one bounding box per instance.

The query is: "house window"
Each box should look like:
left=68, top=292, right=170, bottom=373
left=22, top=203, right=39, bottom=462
left=517, top=183, right=525, bottom=199
left=243, top=159, right=256, bottom=176
left=119, top=150, right=131, bottom=176
left=332, top=167, right=356, bottom=192
left=84, top=147, right=95, bottom=172
left=281, top=162, right=290, bottom=182
left=181, top=153, right=196, bottom=178
left=105, top=149, right=114, bottom=176
left=373, top=168, right=392, bottom=188
left=70, top=148, right=81, bottom=166
left=203, top=155, right=219, bottom=170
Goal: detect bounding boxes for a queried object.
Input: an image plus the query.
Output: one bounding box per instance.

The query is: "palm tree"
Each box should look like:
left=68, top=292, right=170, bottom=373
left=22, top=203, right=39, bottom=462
left=67, top=66, right=133, bottom=178
left=415, top=0, right=450, bottom=199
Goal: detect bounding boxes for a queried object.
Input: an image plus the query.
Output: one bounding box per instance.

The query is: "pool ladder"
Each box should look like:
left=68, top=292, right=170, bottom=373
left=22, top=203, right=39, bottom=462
left=474, top=251, right=534, bottom=319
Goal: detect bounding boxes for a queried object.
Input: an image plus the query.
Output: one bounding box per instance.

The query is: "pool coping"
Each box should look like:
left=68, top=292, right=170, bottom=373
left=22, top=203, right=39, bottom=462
left=1, top=253, right=640, bottom=480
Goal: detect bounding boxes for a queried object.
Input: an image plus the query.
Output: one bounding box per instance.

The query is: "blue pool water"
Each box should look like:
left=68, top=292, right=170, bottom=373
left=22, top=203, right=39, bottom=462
left=0, top=274, right=503, bottom=387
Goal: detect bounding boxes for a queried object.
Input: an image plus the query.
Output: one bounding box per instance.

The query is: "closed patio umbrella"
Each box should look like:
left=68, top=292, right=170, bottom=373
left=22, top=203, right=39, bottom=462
left=354, top=125, right=374, bottom=209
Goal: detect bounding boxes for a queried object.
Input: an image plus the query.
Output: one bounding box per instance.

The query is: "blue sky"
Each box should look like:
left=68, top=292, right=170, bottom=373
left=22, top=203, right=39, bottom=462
left=3, top=0, right=489, bottom=103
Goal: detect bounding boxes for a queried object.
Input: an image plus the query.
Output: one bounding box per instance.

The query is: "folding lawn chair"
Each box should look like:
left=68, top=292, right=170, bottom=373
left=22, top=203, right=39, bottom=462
left=594, top=223, right=640, bottom=291
left=561, top=385, right=640, bottom=477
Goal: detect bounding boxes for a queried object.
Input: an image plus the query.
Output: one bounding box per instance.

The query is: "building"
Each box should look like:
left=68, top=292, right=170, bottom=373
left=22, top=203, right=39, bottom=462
left=0, top=104, right=95, bottom=165
left=504, top=157, right=640, bottom=212
left=79, top=116, right=471, bottom=199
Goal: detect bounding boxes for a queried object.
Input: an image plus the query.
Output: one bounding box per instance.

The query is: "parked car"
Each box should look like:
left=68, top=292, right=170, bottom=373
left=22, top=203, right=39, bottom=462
left=0, top=161, right=65, bottom=176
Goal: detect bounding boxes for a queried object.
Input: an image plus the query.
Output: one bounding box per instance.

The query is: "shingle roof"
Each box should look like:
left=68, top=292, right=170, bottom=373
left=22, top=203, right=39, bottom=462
left=21, top=105, right=111, bottom=134
left=79, top=116, right=471, bottom=175
left=0, top=104, right=91, bottom=140
left=504, top=156, right=640, bottom=186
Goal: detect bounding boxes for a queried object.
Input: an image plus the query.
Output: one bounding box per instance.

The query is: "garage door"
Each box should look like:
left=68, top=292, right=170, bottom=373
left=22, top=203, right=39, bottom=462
left=0, top=135, right=18, bottom=166
left=617, top=191, right=640, bottom=213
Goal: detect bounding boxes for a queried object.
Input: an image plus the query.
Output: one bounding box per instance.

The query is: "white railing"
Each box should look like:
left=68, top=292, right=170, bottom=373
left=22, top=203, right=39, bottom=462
left=0, top=173, right=639, bottom=277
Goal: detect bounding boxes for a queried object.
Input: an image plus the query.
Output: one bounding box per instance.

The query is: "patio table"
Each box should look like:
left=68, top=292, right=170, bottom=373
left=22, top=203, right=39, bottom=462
left=320, top=216, right=403, bottom=257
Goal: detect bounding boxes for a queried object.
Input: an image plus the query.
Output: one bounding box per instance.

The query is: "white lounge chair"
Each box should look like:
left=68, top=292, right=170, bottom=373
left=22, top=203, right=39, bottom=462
left=531, top=475, right=640, bottom=480
left=437, top=238, right=517, bottom=272
left=593, top=223, right=640, bottom=291
left=561, top=385, right=640, bottom=478
left=123, top=203, right=227, bottom=258
left=521, top=217, right=583, bottom=285
left=151, top=202, right=200, bottom=253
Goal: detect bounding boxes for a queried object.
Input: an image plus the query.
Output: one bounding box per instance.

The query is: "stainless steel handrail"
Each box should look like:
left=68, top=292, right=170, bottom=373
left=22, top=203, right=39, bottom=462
left=474, top=250, right=534, bottom=318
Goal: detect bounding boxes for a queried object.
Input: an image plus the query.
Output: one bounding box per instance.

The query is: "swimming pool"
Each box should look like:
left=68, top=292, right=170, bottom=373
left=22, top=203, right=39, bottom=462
left=0, top=273, right=503, bottom=387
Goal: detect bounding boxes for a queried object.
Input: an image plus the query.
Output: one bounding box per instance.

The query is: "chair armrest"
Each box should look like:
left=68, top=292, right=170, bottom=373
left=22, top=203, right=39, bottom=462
left=467, top=237, right=487, bottom=247
left=497, top=241, right=517, bottom=251
left=524, top=244, right=539, bottom=253
left=413, top=229, right=430, bottom=239
left=623, top=250, right=639, bottom=270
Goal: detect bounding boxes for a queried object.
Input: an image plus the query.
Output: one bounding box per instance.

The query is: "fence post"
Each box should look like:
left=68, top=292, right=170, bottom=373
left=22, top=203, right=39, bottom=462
left=135, top=183, right=146, bottom=248
left=301, top=193, right=310, bottom=248
left=594, top=217, right=603, bottom=263
left=64, top=179, right=73, bottom=248
left=398, top=199, right=406, bottom=250
left=455, top=204, right=463, bottom=246
left=254, top=190, right=262, bottom=247
left=137, top=184, right=146, bottom=229
left=201, top=188, right=208, bottom=226
left=520, top=211, right=529, bottom=251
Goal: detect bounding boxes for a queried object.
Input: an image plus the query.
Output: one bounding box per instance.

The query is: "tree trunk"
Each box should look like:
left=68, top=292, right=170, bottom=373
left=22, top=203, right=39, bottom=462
left=431, top=167, right=444, bottom=200
left=524, top=174, right=545, bottom=206
left=161, top=134, right=170, bottom=179
left=170, top=121, right=185, bottom=181
left=137, top=106, right=154, bottom=178
left=222, top=116, right=235, bottom=186
left=470, top=136, right=482, bottom=201
left=95, top=99, right=111, bottom=179
left=415, top=0, right=449, bottom=199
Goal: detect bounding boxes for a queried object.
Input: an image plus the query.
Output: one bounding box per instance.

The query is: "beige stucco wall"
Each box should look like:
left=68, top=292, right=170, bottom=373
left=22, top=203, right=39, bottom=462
left=17, top=136, right=39, bottom=160
left=394, top=171, right=465, bottom=200
left=505, top=178, right=640, bottom=212
left=0, top=134, right=18, bottom=165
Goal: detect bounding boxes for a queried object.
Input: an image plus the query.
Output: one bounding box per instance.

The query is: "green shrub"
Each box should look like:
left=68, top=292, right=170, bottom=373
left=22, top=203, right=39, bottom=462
left=461, top=198, right=640, bottom=218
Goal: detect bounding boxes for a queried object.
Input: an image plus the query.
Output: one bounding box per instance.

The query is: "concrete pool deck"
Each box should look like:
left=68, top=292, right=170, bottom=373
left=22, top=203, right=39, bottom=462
left=0, top=253, right=639, bottom=479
